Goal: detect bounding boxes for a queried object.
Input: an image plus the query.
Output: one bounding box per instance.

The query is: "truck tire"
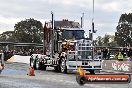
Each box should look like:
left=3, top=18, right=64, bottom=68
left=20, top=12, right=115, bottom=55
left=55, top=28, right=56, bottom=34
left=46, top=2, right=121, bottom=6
left=32, top=56, right=38, bottom=70
left=42, top=65, right=46, bottom=70
left=54, top=65, right=60, bottom=72
left=30, top=58, right=34, bottom=68
left=30, top=56, right=33, bottom=67
left=36, top=59, right=40, bottom=70
left=60, top=59, right=67, bottom=73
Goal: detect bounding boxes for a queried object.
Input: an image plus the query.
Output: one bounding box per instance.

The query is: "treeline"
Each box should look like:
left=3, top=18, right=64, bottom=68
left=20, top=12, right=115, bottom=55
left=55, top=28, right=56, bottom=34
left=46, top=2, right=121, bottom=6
left=95, top=13, right=132, bottom=47
left=0, top=18, right=43, bottom=43
left=95, top=34, right=117, bottom=47
left=115, top=13, right=132, bottom=47
left=1, top=13, right=132, bottom=47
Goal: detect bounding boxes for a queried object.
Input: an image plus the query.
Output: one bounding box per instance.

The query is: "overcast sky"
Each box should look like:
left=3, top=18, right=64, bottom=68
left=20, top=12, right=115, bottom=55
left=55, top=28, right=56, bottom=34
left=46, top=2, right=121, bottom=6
left=0, top=0, right=132, bottom=39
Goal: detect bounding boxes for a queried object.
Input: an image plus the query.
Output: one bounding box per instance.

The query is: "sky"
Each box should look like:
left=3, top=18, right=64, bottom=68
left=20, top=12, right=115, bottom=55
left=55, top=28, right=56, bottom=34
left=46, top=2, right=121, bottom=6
left=0, top=0, right=132, bottom=39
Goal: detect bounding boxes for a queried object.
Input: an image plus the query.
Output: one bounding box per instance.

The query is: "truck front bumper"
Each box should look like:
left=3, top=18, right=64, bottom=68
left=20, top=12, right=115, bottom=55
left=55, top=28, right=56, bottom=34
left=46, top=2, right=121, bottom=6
left=67, top=65, right=102, bottom=72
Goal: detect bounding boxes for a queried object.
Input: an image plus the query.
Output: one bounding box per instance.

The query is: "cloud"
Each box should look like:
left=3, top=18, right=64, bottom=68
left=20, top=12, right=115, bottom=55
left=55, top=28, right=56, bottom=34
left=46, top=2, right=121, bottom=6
left=0, top=0, right=132, bottom=39
left=101, top=2, right=121, bottom=12
left=0, top=15, right=46, bottom=34
left=0, top=16, right=21, bottom=25
left=0, top=15, right=22, bottom=33
left=106, top=32, right=115, bottom=35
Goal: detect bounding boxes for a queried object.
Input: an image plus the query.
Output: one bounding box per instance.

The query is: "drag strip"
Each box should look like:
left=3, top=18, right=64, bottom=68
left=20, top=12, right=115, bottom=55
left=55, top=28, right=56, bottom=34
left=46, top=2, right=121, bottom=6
left=0, top=62, right=131, bottom=88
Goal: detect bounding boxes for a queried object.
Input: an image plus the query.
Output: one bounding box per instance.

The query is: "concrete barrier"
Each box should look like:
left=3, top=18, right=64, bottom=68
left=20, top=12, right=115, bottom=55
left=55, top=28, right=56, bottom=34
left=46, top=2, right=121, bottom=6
left=7, top=55, right=30, bottom=64
left=102, top=60, right=132, bottom=73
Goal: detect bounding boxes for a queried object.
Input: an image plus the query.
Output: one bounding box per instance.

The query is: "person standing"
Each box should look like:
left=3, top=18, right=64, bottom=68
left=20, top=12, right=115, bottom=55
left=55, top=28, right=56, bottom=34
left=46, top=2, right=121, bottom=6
left=29, top=49, right=33, bottom=56
left=107, top=48, right=110, bottom=60
left=102, top=48, right=108, bottom=60
left=117, top=52, right=124, bottom=61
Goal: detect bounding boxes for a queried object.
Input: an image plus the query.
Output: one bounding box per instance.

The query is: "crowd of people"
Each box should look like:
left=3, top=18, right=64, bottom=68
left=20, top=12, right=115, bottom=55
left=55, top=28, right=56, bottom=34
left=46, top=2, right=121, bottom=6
left=115, top=48, right=132, bottom=61
left=1, top=47, right=132, bottom=61
left=95, top=48, right=110, bottom=60
left=0, top=49, right=43, bottom=61
left=96, top=48, right=132, bottom=61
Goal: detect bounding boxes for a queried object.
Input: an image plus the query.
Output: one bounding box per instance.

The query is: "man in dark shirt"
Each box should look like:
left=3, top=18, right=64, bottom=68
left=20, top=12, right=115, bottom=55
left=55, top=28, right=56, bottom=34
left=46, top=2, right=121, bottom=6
left=102, top=48, right=108, bottom=60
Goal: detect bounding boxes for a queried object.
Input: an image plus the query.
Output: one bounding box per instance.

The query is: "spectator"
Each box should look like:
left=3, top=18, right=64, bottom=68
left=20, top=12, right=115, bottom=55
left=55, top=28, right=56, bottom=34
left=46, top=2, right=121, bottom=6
left=127, top=48, right=132, bottom=57
left=115, top=52, right=119, bottom=60
left=107, top=49, right=110, bottom=60
left=97, top=49, right=102, bottom=55
left=35, top=49, right=41, bottom=54
left=128, top=56, right=132, bottom=61
left=117, top=52, right=124, bottom=61
left=102, top=48, right=108, bottom=60
left=29, top=49, right=33, bottom=56
left=120, top=48, right=126, bottom=57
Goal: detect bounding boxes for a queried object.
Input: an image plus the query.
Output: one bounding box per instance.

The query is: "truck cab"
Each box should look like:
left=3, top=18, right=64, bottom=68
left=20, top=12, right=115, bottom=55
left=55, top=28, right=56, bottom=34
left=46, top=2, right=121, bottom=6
left=30, top=20, right=102, bottom=74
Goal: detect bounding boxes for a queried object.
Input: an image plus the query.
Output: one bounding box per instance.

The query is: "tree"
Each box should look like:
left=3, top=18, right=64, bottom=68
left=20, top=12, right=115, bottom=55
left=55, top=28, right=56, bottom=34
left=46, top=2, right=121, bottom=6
left=108, top=35, right=118, bottom=47
left=0, top=31, right=15, bottom=42
left=14, top=18, right=43, bottom=43
left=103, top=34, right=110, bottom=46
left=96, top=36, right=103, bottom=46
left=115, top=13, right=132, bottom=47
left=95, top=34, right=118, bottom=47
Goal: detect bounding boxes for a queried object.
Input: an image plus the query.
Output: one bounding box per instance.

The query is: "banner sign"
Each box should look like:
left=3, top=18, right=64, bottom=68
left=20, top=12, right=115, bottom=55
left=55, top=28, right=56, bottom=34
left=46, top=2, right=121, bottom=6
left=76, top=74, right=131, bottom=85
left=102, top=60, right=132, bottom=73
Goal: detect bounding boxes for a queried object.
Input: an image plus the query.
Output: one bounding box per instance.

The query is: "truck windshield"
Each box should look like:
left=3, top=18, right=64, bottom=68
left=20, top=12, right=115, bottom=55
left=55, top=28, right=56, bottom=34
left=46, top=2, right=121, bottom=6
left=62, top=30, right=84, bottom=40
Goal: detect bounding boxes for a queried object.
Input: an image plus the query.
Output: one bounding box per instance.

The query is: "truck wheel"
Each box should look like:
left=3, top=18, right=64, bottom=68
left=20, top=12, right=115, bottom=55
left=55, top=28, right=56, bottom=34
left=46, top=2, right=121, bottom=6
left=76, top=75, right=86, bottom=85
left=60, top=59, right=67, bottom=73
left=54, top=66, right=60, bottom=72
left=30, top=59, right=34, bottom=68
left=30, top=56, right=33, bottom=67
left=36, top=59, right=40, bottom=70
left=42, top=65, right=46, bottom=70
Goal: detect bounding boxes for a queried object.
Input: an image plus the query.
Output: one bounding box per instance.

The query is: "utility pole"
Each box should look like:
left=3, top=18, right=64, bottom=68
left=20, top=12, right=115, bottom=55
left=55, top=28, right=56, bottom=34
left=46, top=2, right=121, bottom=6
left=91, top=0, right=95, bottom=60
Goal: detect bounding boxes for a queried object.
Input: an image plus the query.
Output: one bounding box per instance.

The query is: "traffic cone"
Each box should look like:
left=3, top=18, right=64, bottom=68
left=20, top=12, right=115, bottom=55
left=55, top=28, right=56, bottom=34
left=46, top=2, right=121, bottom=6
left=27, top=67, right=35, bottom=76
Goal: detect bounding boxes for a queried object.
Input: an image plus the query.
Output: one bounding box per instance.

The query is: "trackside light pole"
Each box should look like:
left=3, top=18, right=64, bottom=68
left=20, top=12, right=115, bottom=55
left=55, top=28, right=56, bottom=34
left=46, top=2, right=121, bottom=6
left=91, top=0, right=96, bottom=60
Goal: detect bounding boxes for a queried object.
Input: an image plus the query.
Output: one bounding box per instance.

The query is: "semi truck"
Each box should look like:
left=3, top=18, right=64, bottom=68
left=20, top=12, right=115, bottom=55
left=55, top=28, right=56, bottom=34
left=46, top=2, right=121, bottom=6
left=30, top=19, right=102, bottom=74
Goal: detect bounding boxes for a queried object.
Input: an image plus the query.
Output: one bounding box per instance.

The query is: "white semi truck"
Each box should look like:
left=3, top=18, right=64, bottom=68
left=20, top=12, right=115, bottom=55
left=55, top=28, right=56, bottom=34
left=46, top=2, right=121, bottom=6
left=30, top=20, right=102, bottom=74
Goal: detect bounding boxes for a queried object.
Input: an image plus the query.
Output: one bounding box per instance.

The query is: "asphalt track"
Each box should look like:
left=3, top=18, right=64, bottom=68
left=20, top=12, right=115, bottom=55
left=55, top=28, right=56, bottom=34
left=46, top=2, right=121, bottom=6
left=0, top=62, right=131, bottom=88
